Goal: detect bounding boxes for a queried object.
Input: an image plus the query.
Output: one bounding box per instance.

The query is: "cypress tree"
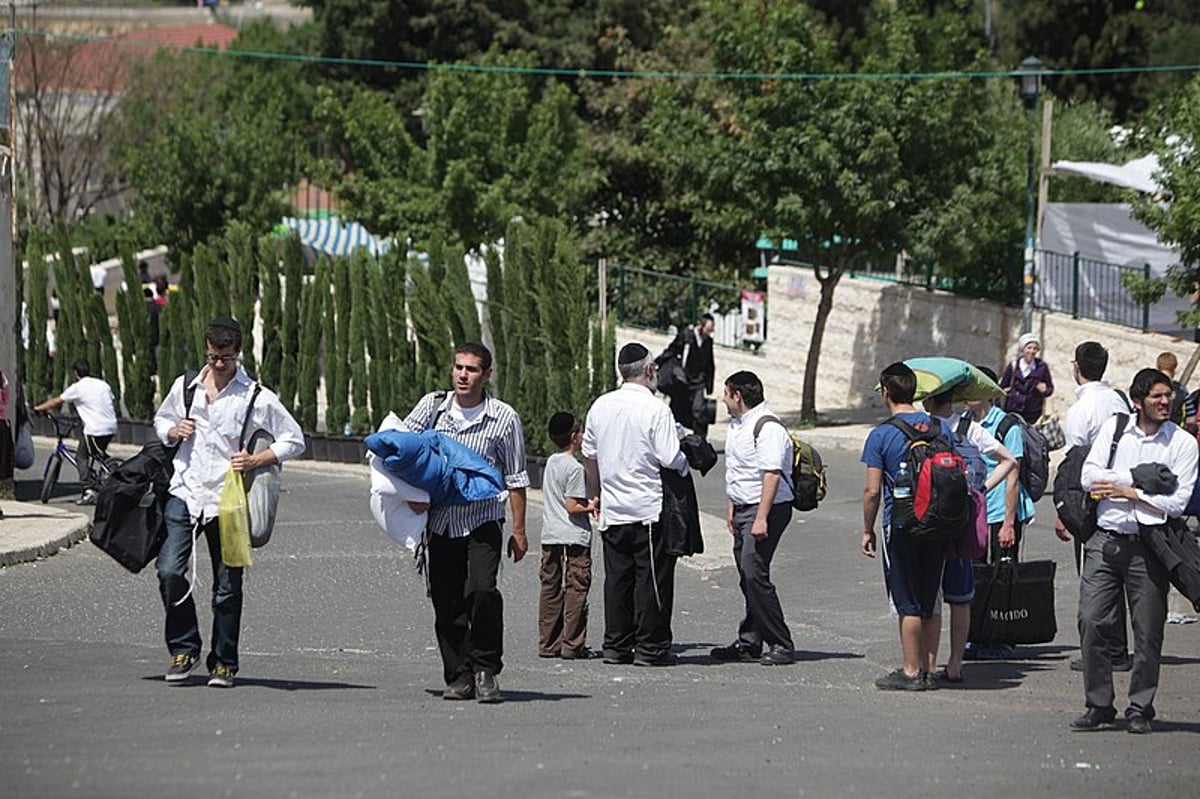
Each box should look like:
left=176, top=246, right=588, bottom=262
left=348, top=250, right=371, bottom=434
left=365, top=255, right=393, bottom=426
left=223, top=224, right=258, bottom=378
left=276, top=234, right=304, bottom=413
left=408, top=254, right=451, bottom=392
left=297, top=255, right=328, bottom=432
left=258, top=237, right=283, bottom=391
left=116, top=251, right=155, bottom=419
left=24, top=234, right=52, bottom=399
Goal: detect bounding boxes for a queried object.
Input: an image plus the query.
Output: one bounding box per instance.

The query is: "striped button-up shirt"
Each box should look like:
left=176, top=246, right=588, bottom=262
left=404, top=391, right=529, bottom=538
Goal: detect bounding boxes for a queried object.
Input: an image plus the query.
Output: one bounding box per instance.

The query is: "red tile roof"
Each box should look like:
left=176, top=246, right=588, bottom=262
left=16, top=23, right=238, bottom=95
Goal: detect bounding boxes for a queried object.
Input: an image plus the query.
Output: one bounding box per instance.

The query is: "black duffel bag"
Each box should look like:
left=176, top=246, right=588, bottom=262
left=969, top=558, right=1058, bottom=646
left=89, top=441, right=177, bottom=573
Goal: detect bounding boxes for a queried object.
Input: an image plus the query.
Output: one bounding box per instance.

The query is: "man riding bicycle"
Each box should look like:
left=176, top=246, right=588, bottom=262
left=33, top=359, right=117, bottom=505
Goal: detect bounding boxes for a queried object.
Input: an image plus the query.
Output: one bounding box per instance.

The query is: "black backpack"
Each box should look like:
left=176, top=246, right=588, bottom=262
left=1052, top=413, right=1128, bottom=542
left=89, top=372, right=198, bottom=573
left=995, top=413, right=1051, bottom=502
left=886, top=417, right=970, bottom=541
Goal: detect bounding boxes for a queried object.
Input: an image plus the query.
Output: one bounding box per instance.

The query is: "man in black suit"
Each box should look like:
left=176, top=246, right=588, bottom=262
left=656, top=314, right=716, bottom=439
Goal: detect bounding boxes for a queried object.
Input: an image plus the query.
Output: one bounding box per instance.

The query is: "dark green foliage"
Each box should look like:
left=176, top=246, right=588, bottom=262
left=348, top=250, right=373, bottom=434
left=116, top=252, right=156, bottom=419
left=408, top=254, right=453, bottom=392
left=325, top=255, right=352, bottom=434
left=222, top=223, right=259, bottom=378
left=258, top=239, right=284, bottom=392
left=24, top=234, right=52, bottom=400
left=276, top=235, right=305, bottom=412
left=298, top=256, right=329, bottom=432
left=158, top=251, right=199, bottom=392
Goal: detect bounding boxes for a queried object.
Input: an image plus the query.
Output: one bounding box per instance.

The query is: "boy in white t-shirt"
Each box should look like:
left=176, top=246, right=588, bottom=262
left=34, top=358, right=118, bottom=504
left=538, top=412, right=597, bottom=659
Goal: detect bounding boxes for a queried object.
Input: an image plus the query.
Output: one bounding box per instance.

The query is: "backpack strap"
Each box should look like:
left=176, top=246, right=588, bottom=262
left=752, top=414, right=785, bottom=443
left=995, top=412, right=1021, bottom=442
left=237, top=383, right=263, bottom=451
left=955, top=415, right=972, bottom=441
left=884, top=416, right=933, bottom=443
left=1105, top=413, right=1129, bottom=470
left=181, top=368, right=200, bottom=420
left=428, top=390, right=451, bottom=431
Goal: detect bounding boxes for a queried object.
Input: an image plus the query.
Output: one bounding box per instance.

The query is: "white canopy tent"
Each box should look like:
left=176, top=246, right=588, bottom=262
left=280, top=216, right=391, bottom=257
left=1036, top=153, right=1191, bottom=335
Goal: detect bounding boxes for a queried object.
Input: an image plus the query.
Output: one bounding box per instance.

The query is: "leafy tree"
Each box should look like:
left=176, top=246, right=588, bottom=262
left=276, top=234, right=306, bottom=412
left=116, top=251, right=155, bottom=419
left=23, top=233, right=53, bottom=400
left=258, top=239, right=285, bottom=392
left=1134, top=75, right=1200, bottom=327
left=348, top=250, right=373, bottom=434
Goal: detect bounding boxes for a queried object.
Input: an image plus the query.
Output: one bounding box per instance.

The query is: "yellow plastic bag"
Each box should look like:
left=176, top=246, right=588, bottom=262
left=218, top=468, right=253, bottom=567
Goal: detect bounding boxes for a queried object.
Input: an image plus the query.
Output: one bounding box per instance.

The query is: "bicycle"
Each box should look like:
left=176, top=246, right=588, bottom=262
left=36, top=411, right=121, bottom=504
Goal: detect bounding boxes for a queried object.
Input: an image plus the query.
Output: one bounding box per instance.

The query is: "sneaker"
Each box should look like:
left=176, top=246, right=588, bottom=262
left=442, top=674, right=475, bottom=701
left=475, top=671, right=502, bottom=704
left=1070, top=707, right=1117, bottom=731
left=75, top=489, right=99, bottom=506
left=633, top=652, right=677, bottom=667
left=207, top=663, right=235, bottom=688
left=710, top=643, right=759, bottom=663
left=1126, top=713, right=1152, bottom=735
left=602, top=650, right=634, bottom=665
left=760, top=645, right=795, bottom=666
left=165, top=652, right=198, bottom=683
left=874, top=669, right=926, bottom=691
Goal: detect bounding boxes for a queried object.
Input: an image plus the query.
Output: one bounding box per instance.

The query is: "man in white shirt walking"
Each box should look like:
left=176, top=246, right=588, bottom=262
left=1072, top=368, right=1198, bottom=734
left=1060, top=341, right=1135, bottom=673
left=34, top=358, right=118, bottom=504
left=153, top=317, right=305, bottom=689
left=710, top=370, right=796, bottom=666
left=583, top=342, right=689, bottom=666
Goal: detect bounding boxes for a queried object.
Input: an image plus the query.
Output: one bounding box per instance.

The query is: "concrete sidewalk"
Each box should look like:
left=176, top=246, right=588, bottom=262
left=0, top=421, right=875, bottom=569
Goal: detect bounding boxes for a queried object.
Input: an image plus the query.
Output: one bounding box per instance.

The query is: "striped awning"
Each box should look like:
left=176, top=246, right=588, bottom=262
left=280, top=217, right=391, bottom=257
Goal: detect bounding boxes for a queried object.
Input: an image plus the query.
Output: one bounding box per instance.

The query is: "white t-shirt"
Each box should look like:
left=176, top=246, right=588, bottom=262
left=60, top=376, right=117, bottom=436
left=540, top=451, right=592, bottom=547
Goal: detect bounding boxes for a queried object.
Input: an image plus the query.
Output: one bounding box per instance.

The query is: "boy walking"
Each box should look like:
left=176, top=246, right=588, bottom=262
left=538, top=412, right=596, bottom=659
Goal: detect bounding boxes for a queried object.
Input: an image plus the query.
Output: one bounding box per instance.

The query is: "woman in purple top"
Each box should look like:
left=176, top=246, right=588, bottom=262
left=999, top=333, right=1054, bottom=424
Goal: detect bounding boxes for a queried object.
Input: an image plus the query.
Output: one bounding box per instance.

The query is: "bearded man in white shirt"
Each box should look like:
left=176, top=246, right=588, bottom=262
left=1072, top=368, right=1198, bottom=734
left=583, top=342, right=689, bottom=667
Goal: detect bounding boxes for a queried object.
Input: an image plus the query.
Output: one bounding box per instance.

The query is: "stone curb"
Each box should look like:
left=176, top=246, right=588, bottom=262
left=0, top=510, right=92, bottom=568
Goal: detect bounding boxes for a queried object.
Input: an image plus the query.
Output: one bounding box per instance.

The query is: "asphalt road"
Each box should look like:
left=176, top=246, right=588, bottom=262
left=3, top=444, right=1200, bottom=798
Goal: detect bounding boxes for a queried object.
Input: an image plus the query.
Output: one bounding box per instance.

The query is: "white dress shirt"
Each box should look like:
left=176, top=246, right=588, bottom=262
left=724, top=403, right=795, bottom=506
left=61, top=376, right=118, bottom=436
left=582, top=383, right=688, bottom=529
left=1082, top=415, right=1198, bottom=535
left=155, top=367, right=306, bottom=522
left=1065, top=380, right=1130, bottom=449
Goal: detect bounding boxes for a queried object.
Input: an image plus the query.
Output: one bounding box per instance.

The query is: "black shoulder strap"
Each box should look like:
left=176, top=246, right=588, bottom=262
left=238, top=383, right=263, bottom=451
left=181, top=369, right=200, bottom=420
left=995, top=412, right=1020, bottom=442
left=1106, top=413, right=1129, bottom=470
left=885, top=416, right=924, bottom=442
left=1114, top=389, right=1132, bottom=413
left=429, top=390, right=450, bottom=431
left=955, top=415, right=972, bottom=440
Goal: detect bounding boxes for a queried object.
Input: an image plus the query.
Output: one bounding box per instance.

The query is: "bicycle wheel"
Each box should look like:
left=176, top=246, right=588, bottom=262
left=40, top=456, right=63, bottom=504
left=94, top=456, right=121, bottom=485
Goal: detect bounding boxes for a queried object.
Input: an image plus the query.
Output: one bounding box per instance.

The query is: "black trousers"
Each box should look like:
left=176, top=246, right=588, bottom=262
left=666, top=384, right=709, bottom=439
left=732, top=502, right=794, bottom=652
left=1078, top=529, right=1168, bottom=717
left=601, top=521, right=676, bottom=659
left=427, top=522, right=504, bottom=685
left=77, top=433, right=112, bottom=490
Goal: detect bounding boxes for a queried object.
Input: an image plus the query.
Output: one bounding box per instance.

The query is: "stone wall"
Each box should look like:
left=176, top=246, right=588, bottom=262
left=619, top=264, right=1199, bottom=421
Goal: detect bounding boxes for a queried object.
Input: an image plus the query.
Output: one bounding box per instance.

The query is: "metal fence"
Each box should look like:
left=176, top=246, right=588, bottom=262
left=609, top=264, right=754, bottom=348
left=1035, top=249, right=1153, bottom=332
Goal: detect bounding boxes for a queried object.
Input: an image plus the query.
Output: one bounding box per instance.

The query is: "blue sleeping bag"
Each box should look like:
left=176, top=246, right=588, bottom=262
left=363, top=429, right=506, bottom=507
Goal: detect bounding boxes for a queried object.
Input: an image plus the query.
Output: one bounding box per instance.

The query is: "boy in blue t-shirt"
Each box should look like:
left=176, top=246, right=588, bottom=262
left=860, top=362, right=946, bottom=691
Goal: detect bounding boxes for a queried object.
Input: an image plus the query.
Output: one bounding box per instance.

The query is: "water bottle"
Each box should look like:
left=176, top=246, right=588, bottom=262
left=893, top=462, right=913, bottom=500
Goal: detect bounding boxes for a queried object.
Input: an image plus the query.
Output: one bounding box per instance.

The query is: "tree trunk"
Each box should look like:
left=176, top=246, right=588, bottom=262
left=799, top=259, right=845, bottom=425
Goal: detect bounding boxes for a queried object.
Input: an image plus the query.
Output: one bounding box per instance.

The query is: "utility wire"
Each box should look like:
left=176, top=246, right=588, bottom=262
left=11, top=27, right=1200, bottom=82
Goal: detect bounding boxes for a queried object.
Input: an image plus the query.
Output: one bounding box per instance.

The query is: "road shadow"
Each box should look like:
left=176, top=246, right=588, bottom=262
left=421, top=688, right=590, bottom=703
left=1161, top=654, right=1200, bottom=666
left=794, top=649, right=865, bottom=662
left=669, top=642, right=864, bottom=665
left=947, top=660, right=1059, bottom=690
left=14, top=476, right=82, bottom=504
left=1143, top=719, right=1200, bottom=734
left=141, top=675, right=376, bottom=691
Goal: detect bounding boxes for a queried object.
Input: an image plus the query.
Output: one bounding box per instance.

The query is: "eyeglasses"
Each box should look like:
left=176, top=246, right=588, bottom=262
left=205, top=353, right=239, bottom=365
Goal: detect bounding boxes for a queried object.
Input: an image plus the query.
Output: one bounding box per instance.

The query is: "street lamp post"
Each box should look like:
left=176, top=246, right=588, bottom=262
left=1017, top=56, right=1044, bottom=334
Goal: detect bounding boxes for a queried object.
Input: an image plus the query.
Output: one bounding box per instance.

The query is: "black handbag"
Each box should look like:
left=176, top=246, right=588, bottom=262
left=656, top=356, right=686, bottom=392
left=969, top=558, right=1058, bottom=646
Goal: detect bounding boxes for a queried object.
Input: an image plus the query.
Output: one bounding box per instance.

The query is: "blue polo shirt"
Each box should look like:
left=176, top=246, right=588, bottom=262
left=977, top=405, right=1036, bottom=524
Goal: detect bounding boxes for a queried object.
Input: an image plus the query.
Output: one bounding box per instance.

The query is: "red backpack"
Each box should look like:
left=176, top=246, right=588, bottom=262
left=886, top=417, right=971, bottom=542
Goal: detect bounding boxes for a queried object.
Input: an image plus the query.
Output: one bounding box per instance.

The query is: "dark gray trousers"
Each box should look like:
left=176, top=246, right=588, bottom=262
left=1075, top=531, right=1130, bottom=659
left=732, top=502, right=794, bottom=652
left=1078, top=529, right=1169, bottom=717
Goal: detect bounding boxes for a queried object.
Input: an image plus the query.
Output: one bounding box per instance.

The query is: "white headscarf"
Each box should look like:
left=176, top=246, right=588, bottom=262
left=1017, top=333, right=1040, bottom=358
